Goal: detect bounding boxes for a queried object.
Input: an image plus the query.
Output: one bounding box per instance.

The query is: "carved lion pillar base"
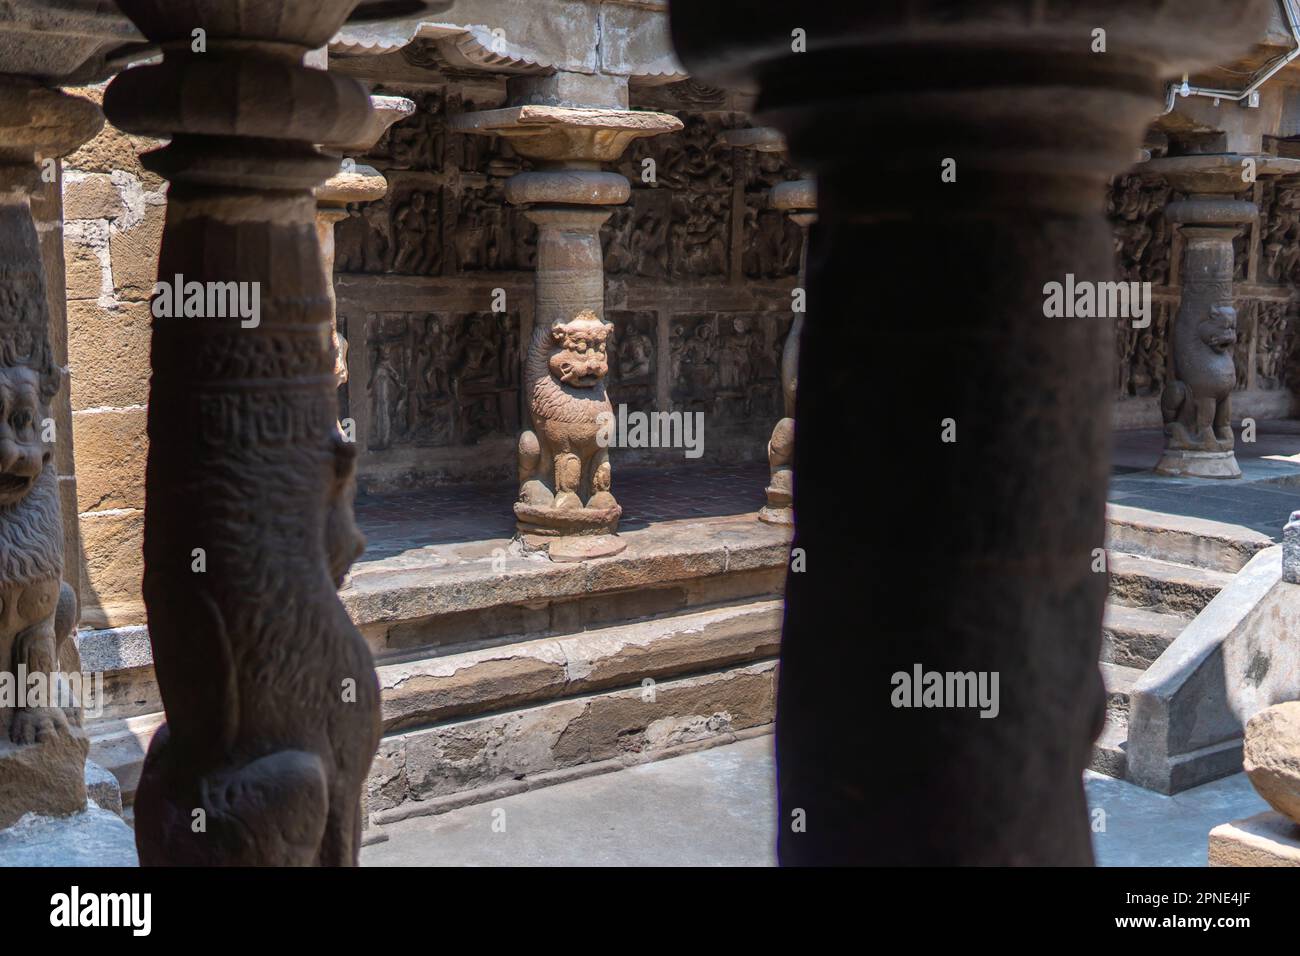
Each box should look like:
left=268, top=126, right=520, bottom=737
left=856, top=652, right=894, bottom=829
left=0, top=82, right=102, bottom=830
left=452, top=100, right=680, bottom=558
left=1148, top=155, right=1300, bottom=479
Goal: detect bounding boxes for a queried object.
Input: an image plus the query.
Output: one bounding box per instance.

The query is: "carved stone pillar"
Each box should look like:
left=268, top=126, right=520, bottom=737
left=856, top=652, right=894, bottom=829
left=671, top=2, right=1274, bottom=865
left=101, top=0, right=440, bottom=866
left=1145, top=155, right=1300, bottom=478
left=0, top=80, right=102, bottom=830
left=454, top=85, right=680, bottom=560
left=761, top=178, right=815, bottom=525
left=317, top=95, right=415, bottom=388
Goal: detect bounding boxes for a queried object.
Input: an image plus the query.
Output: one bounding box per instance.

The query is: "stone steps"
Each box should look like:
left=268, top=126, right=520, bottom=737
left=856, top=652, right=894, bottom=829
left=1106, top=552, right=1233, bottom=618
left=1101, top=604, right=1187, bottom=669
left=83, top=514, right=792, bottom=816
left=1090, top=506, right=1263, bottom=780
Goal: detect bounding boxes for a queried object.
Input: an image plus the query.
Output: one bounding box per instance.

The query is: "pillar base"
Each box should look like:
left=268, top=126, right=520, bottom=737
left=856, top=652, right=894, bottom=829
left=519, top=532, right=627, bottom=562
left=1154, top=448, right=1242, bottom=479
left=758, top=505, right=793, bottom=527
left=516, top=502, right=622, bottom=539
left=0, top=730, right=90, bottom=830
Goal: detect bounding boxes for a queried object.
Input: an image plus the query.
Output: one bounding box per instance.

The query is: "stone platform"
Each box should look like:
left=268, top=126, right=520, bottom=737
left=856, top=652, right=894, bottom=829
left=1111, top=420, right=1300, bottom=538
left=76, top=462, right=789, bottom=823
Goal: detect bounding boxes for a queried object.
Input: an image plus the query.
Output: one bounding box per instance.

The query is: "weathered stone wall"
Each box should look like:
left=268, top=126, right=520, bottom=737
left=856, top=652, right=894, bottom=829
left=335, top=78, right=805, bottom=492
left=60, top=85, right=166, bottom=630
left=1108, top=167, right=1300, bottom=429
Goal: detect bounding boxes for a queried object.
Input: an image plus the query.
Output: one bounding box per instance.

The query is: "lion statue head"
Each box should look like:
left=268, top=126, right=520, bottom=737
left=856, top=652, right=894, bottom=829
left=0, top=365, right=50, bottom=509
left=548, top=310, right=611, bottom=388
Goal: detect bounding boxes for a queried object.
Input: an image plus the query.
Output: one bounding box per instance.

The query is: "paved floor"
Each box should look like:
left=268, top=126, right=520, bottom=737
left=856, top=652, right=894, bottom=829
left=1110, top=421, right=1300, bottom=538
left=361, top=734, right=1269, bottom=867
left=354, top=461, right=769, bottom=559
left=1087, top=771, right=1270, bottom=867
left=363, top=734, right=778, bottom=867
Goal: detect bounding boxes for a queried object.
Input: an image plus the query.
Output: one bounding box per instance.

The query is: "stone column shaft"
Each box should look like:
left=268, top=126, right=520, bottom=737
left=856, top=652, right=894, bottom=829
left=102, top=0, right=394, bottom=866
left=670, top=0, right=1275, bottom=866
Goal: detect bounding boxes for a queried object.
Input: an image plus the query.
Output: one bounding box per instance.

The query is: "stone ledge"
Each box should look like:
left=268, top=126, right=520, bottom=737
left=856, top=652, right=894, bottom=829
left=343, top=513, right=791, bottom=629
left=1107, top=504, right=1274, bottom=574
left=379, top=598, right=783, bottom=731
left=1210, top=811, right=1300, bottom=866
left=370, top=723, right=772, bottom=830
left=368, top=659, right=778, bottom=819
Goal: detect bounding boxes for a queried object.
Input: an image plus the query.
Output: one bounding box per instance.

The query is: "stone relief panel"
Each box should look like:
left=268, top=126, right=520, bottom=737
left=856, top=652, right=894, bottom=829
left=1256, top=299, right=1294, bottom=391
left=606, top=311, right=657, bottom=414
left=1260, top=179, right=1300, bottom=285
left=365, top=310, right=520, bottom=451
left=670, top=313, right=787, bottom=422
left=1113, top=303, right=1171, bottom=399
left=334, top=89, right=537, bottom=278
left=1109, top=175, right=1172, bottom=285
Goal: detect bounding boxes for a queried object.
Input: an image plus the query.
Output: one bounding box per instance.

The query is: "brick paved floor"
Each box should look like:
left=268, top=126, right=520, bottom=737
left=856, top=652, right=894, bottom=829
left=354, top=461, right=770, bottom=558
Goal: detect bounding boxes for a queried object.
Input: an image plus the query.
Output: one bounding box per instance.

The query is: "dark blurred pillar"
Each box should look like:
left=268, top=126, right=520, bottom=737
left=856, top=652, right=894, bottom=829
left=670, top=2, right=1274, bottom=864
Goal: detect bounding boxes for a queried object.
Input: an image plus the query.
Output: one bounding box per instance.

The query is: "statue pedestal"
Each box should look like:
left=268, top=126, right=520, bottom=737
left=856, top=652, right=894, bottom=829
left=1154, top=447, right=1242, bottom=479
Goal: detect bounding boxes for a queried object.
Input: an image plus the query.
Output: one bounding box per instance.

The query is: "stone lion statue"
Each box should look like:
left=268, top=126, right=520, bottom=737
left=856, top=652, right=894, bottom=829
left=1161, top=301, right=1237, bottom=453
left=0, top=364, right=81, bottom=746
left=515, top=309, right=621, bottom=536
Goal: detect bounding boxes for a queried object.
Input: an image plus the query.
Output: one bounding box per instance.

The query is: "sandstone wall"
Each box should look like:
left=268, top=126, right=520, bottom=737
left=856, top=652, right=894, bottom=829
left=61, top=85, right=166, bottom=630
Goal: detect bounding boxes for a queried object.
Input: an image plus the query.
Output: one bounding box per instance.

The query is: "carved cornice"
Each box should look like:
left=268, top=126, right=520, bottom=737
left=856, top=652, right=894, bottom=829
left=331, top=0, right=686, bottom=84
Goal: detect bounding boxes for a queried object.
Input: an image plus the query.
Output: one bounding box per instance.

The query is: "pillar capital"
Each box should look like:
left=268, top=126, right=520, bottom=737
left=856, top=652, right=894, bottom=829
left=451, top=104, right=681, bottom=166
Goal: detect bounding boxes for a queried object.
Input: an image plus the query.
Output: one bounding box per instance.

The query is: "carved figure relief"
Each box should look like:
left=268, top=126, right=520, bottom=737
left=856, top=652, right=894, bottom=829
left=670, top=313, right=782, bottom=422
left=607, top=311, right=657, bottom=413
left=1108, top=175, right=1172, bottom=285
left=366, top=311, right=520, bottom=450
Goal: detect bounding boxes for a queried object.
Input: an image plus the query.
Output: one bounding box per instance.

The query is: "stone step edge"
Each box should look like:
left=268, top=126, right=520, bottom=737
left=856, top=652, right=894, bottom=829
left=378, top=599, right=784, bottom=733
left=1106, top=552, right=1235, bottom=616
left=90, top=629, right=783, bottom=807
left=1101, top=603, right=1187, bottom=669
left=368, top=660, right=778, bottom=821
left=1106, top=503, right=1273, bottom=574
left=365, top=723, right=775, bottom=836
left=341, top=516, right=793, bottom=628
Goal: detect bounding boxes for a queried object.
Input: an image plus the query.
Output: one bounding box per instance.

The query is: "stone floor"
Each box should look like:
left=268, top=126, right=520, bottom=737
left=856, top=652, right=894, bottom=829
left=1110, top=421, right=1300, bottom=538
left=354, top=461, right=770, bottom=559
left=360, top=732, right=1269, bottom=867
left=1087, top=770, right=1270, bottom=867
left=363, top=733, right=778, bottom=867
